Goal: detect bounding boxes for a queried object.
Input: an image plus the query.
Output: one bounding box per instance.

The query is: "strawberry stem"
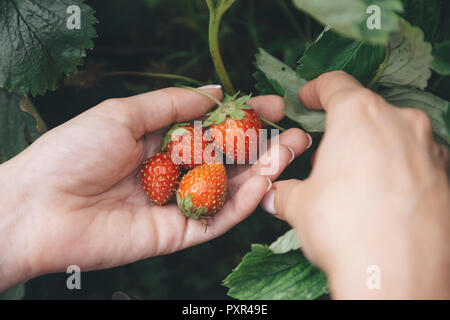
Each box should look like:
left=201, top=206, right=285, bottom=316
left=181, top=85, right=225, bottom=107
left=368, top=46, right=390, bottom=89
left=205, top=0, right=237, bottom=95
left=182, top=85, right=287, bottom=131
left=261, top=117, right=286, bottom=132
left=101, top=71, right=204, bottom=86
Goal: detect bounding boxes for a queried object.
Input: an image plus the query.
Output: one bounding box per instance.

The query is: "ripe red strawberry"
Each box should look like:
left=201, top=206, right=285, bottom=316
left=176, top=163, right=227, bottom=220
left=162, top=123, right=216, bottom=170
left=140, top=152, right=181, bottom=206
left=203, top=93, right=262, bottom=163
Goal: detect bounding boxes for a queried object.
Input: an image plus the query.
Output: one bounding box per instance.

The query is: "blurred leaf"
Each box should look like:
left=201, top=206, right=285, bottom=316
left=254, top=49, right=325, bottom=132
left=376, top=19, right=432, bottom=89
left=0, top=283, right=25, bottom=300
left=380, top=87, right=450, bottom=145
left=0, top=89, right=45, bottom=163
left=297, top=28, right=385, bottom=85
left=269, top=229, right=300, bottom=254
left=401, top=0, right=440, bottom=42
left=430, top=41, right=450, bottom=76
left=292, top=0, right=403, bottom=44
left=264, top=38, right=307, bottom=68
left=443, top=108, right=450, bottom=138
left=224, top=244, right=328, bottom=300
left=0, top=0, right=97, bottom=96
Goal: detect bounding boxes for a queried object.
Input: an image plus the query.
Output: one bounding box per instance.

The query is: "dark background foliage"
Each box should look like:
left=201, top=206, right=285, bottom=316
left=24, top=0, right=319, bottom=300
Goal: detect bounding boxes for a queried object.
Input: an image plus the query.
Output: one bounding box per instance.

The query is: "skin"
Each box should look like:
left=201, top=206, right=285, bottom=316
left=0, top=86, right=311, bottom=292
left=262, top=71, right=450, bottom=299
left=2, top=72, right=449, bottom=299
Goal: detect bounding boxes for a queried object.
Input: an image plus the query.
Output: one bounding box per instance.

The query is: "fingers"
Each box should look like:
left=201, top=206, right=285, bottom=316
left=183, top=175, right=271, bottom=246
left=397, top=107, right=434, bottom=145
left=250, top=128, right=311, bottom=179
left=94, top=86, right=224, bottom=139
left=246, top=95, right=285, bottom=123
left=229, top=128, right=311, bottom=185
left=298, top=71, right=365, bottom=111
left=261, top=179, right=306, bottom=226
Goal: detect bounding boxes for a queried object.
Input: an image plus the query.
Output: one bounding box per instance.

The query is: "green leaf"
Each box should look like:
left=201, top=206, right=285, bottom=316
left=234, top=95, right=252, bottom=106
left=161, top=123, right=190, bottom=151
left=430, top=41, right=450, bottom=76
left=0, top=0, right=97, bottom=96
left=0, top=283, right=25, bottom=300
left=380, top=87, right=450, bottom=145
left=400, top=0, right=440, bottom=42
left=292, top=0, right=403, bottom=44
left=171, top=128, right=188, bottom=136
left=0, top=89, right=44, bottom=163
left=224, top=244, right=328, bottom=300
left=442, top=108, right=450, bottom=138
left=230, top=109, right=246, bottom=120
left=376, top=19, right=432, bottom=89
left=254, top=49, right=325, bottom=132
left=269, top=229, right=300, bottom=254
left=297, top=28, right=385, bottom=86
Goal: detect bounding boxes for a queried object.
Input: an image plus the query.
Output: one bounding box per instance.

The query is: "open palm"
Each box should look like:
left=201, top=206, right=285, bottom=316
left=15, top=87, right=310, bottom=277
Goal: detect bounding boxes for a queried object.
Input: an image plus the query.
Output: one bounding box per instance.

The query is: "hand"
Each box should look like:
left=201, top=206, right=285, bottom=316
left=262, top=71, right=450, bottom=299
left=0, top=86, right=311, bottom=291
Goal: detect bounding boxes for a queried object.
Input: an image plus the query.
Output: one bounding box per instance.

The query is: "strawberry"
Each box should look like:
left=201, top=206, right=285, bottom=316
left=162, top=123, right=215, bottom=170
left=176, top=163, right=227, bottom=220
left=203, top=93, right=262, bottom=163
left=140, top=152, right=181, bottom=206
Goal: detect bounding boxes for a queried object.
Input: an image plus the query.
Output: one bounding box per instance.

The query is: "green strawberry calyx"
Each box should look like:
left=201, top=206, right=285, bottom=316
left=180, top=85, right=286, bottom=131
left=180, top=86, right=253, bottom=127
left=161, top=122, right=191, bottom=151
left=202, top=92, right=253, bottom=127
left=176, top=192, right=208, bottom=220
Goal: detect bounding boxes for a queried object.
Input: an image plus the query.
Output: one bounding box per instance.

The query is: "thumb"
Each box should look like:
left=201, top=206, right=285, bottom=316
left=261, top=179, right=307, bottom=227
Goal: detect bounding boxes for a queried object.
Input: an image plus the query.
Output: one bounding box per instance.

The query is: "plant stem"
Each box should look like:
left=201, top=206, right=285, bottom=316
left=368, top=46, right=390, bottom=89
left=206, top=0, right=236, bottom=95
left=182, top=86, right=286, bottom=131
left=180, top=85, right=224, bottom=106
left=19, top=95, right=47, bottom=133
left=260, top=117, right=286, bottom=132
left=101, top=71, right=204, bottom=86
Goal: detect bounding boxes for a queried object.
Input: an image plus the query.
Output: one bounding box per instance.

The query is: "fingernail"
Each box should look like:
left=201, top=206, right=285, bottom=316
left=264, top=177, right=272, bottom=192
left=261, top=188, right=277, bottom=216
left=287, top=146, right=295, bottom=164
left=197, top=84, right=222, bottom=90
left=306, top=133, right=313, bottom=149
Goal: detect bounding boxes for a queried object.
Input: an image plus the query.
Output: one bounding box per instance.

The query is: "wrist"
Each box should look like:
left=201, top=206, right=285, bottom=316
left=326, top=226, right=450, bottom=299
left=0, top=156, right=37, bottom=292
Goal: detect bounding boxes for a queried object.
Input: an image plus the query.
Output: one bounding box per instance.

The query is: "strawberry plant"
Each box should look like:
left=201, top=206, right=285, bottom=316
left=211, top=0, right=450, bottom=300
left=0, top=0, right=449, bottom=300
